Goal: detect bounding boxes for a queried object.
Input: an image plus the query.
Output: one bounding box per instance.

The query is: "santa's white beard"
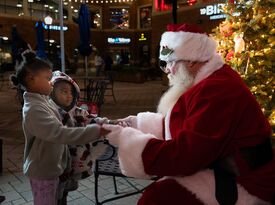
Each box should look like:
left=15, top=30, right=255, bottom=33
left=157, top=63, right=194, bottom=116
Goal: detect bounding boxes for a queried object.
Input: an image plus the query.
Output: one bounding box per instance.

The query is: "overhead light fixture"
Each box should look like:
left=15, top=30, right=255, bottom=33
left=28, top=0, right=34, bottom=2
left=44, top=4, right=49, bottom=7
left=2, top=37, right=9, bottom=41
left=74, top=9, right=78, bottom=13
left=16, top=2, right=23, bottom=7
left=64, top=2, right=68, bottom=5
left=44, top=15, right=53, bottom=25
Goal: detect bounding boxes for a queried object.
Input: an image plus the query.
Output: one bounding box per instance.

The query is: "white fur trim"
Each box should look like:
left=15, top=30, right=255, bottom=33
left=117, top=127, right=159, bottom=179
left=164, top=108, right=172, bottom=140
left=159, top=31, right=217, bottom=62
left=194, top=54, right=224, bottom=85
left=51, top=70, right=80, bottom=94
left=164, top=169, right=270, bottom=205
left=137, top=112, right=164, bottom=139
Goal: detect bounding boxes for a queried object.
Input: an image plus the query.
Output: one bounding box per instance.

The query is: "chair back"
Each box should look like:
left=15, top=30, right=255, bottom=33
left=85, top=80, right=107, bottom=114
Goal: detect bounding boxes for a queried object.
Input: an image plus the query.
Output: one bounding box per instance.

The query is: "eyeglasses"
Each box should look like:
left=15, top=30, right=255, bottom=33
left=159, top=60, right=188, bottom=73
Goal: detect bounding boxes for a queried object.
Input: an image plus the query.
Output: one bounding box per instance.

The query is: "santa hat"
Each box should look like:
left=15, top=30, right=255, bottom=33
left=159, top=24, right=217, bottom=62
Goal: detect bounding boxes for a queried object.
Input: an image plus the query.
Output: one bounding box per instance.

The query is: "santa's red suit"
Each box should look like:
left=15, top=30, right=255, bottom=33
left=103, top=24, right=275, bottom=205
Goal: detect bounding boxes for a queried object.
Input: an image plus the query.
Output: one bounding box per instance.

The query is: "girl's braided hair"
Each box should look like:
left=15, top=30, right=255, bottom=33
left=10, top=50, right=52, bottom=88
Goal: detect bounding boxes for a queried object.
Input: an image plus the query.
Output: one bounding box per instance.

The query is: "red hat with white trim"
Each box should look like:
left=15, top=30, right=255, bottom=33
left=159, top=24, right=217, bottom=62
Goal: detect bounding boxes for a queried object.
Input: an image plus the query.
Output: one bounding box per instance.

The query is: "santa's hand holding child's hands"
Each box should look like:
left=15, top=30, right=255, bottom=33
left=95, top=116, right=137, bottom=143
left=116, top=115, right=137, bottom=128
left=101, top=124, right=123, bottom=146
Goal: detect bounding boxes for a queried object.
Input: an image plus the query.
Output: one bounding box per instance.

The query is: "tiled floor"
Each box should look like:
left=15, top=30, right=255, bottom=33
left=0, top=79, right=165, bottom=205
left=0, top=170, right=153, bottom=205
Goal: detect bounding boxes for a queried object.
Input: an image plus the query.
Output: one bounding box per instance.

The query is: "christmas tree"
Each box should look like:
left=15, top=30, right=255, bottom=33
left=212, top=0, right=275, bottom=136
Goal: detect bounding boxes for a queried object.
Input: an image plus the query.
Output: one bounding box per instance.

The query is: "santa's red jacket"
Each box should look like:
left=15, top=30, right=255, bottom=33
left=111, top=57, right=275, bottom=205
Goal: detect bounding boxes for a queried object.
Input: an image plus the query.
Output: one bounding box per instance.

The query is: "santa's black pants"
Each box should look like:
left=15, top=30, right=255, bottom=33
left=138, top=178, right=204, bottom=205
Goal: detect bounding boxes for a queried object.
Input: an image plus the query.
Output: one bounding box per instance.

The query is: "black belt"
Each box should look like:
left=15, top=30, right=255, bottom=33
left=211, top=138, right=273, bottom=205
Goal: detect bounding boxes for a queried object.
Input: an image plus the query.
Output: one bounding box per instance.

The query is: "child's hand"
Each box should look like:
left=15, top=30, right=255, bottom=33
left=108, top=120, right=118, bottom=125
left=102, top=124, right=123, bottom=146
left=94, top=117, right=109, bottom=125
left=100, top=127, right=111, bottom=136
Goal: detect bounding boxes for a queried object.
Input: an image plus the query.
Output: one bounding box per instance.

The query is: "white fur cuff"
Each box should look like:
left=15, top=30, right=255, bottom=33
left=137, top=112, right=164, bottom=139
left=117, top=127, right=158, bottom=179
left=169, top=170, right=270, bottom=205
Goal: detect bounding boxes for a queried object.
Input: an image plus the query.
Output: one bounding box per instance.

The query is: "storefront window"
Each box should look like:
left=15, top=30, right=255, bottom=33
left=109, top=8, right=129, bottom=29
left=154, top=0, right=199, bottom=11
left=90, top=8, right=101, bottom=29
left=109, top=48, right=130, bottom=65
left=0, top=37, right=13, bottom=72
left=139, top=6, right=152, bottom=29
left=177, top=0, right=198, bottom=8
left=0, top=1, right=23, bottom=15
left=154, top=0, right=171, bottom=12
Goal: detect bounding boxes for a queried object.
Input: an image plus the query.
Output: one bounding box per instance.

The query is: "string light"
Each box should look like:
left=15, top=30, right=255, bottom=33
left=62, top=0, right=136, bottom=5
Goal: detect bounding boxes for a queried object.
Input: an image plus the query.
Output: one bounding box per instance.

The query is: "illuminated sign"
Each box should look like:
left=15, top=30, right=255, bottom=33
left=200, top=4, right=226, bottom=20
left=138, top=33, right=147, bottom=41
left=35, top=22, right=68, bottom=31
left=108, top=37, right=131, bottom=44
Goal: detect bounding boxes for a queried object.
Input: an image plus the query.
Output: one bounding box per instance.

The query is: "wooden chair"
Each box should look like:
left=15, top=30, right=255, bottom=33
left=92, top=139, right=152, bottom=205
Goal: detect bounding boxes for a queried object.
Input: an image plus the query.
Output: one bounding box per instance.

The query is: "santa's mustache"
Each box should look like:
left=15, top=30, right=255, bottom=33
left=157, top=62, right=194, bottom=116
left=168, top=62, right=194, bottom=87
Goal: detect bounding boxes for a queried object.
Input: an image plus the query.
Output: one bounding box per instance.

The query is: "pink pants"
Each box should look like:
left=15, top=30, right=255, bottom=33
left=30, top=178, right=59, bottom=205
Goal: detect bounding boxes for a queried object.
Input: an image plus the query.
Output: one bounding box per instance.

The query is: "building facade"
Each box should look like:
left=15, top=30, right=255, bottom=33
left=0, top=0, right=225, bottom=72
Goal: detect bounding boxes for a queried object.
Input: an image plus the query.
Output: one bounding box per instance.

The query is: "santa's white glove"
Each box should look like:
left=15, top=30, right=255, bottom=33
left=102, top=124, right=123, bottom=146
left=93, top=117, right=109, bottom=125
left=117, top=115, right=137, bottom=128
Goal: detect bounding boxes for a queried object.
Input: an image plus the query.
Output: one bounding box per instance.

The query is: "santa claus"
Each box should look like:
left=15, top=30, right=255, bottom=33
left=103, top=24, right=275, bottom=205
